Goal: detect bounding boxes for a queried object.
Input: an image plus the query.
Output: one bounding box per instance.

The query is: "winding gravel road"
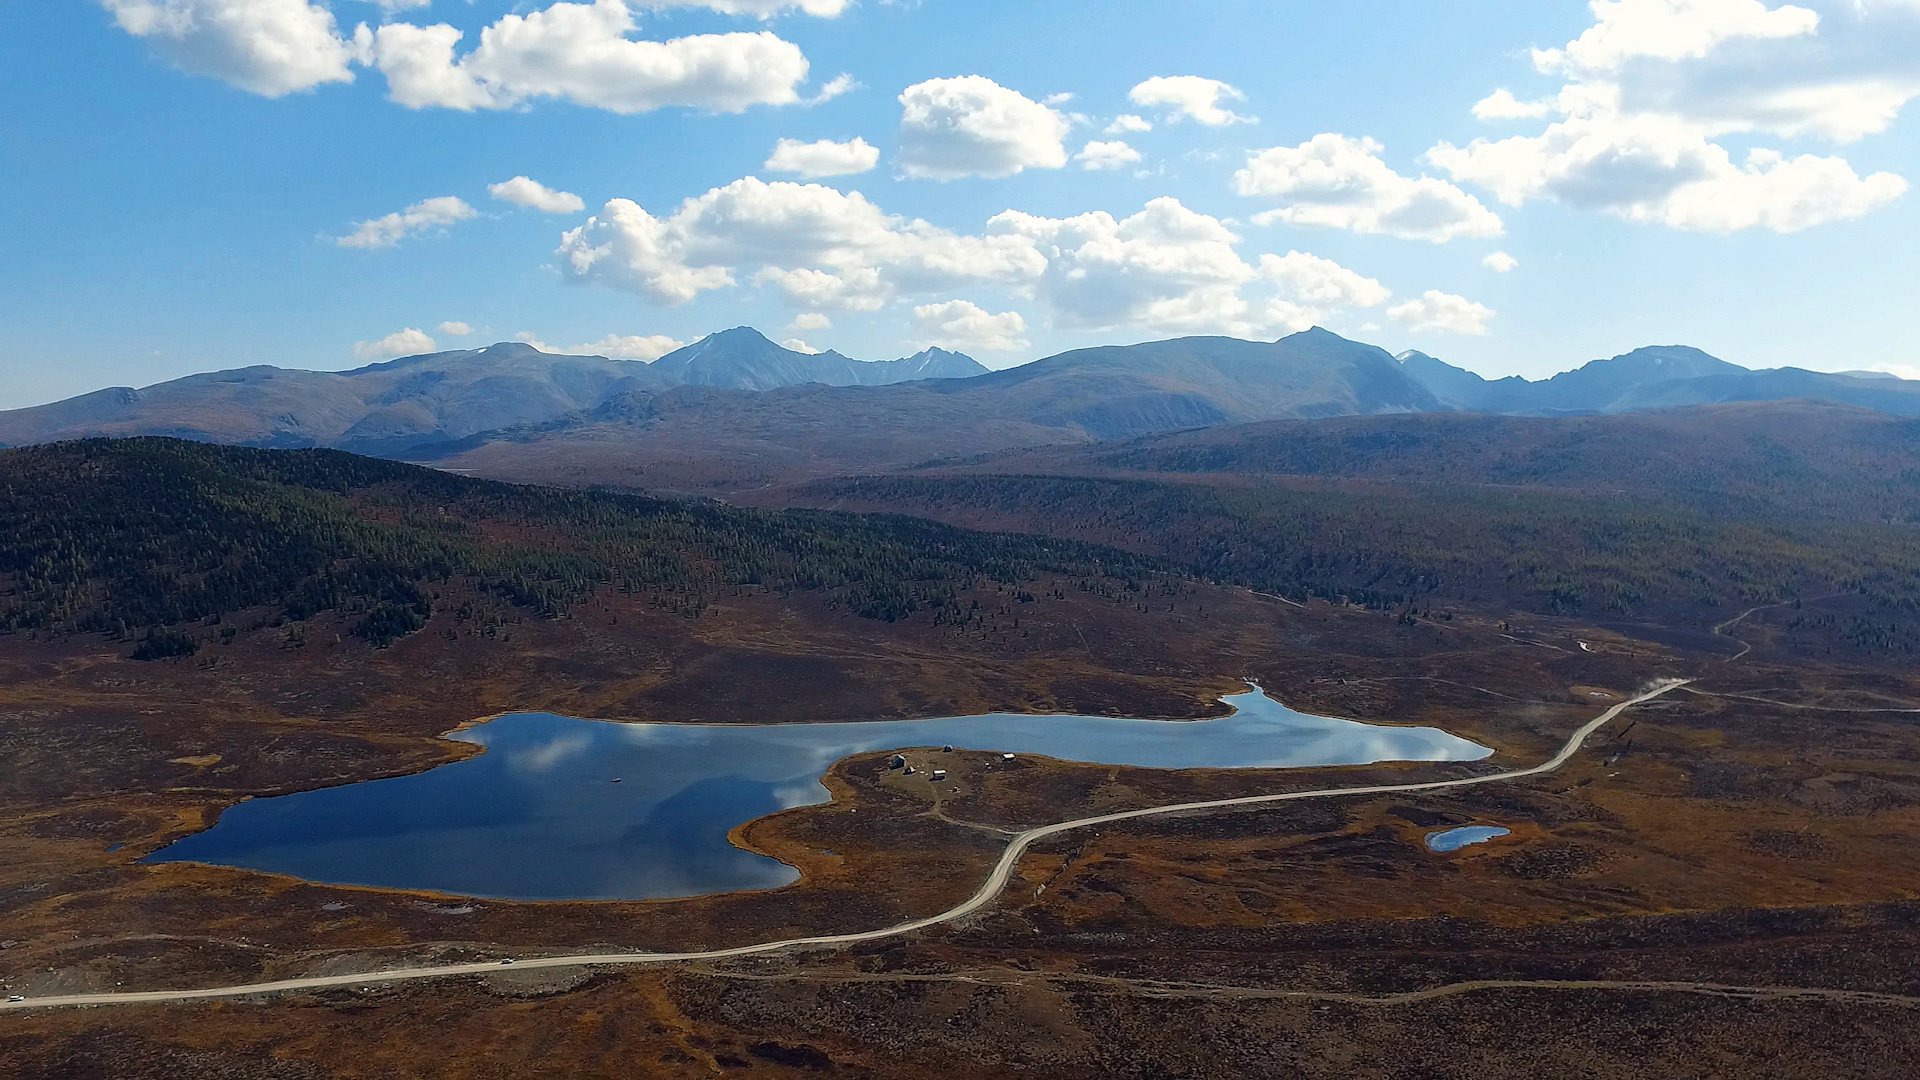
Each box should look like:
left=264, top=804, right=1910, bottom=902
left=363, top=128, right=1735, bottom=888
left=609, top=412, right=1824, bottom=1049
left=0, top=679, right=1688, bottom=1013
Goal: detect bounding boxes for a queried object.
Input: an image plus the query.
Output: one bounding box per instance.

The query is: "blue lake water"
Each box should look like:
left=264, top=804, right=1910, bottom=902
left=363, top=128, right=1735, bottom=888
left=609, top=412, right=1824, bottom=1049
left=1425, top=825, right=1512, bottom=852
left=147, top=686, right=1490, bottom=902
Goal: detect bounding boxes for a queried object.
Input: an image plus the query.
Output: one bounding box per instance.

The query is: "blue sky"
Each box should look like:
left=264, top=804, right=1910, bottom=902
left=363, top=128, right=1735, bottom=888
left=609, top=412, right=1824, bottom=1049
left=2, top=0, right=1917, bottom=408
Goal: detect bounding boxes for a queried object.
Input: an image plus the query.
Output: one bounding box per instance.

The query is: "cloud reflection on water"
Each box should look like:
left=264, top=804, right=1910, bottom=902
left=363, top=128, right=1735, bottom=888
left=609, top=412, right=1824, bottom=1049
left=150, top=686, right=1489, bottom=902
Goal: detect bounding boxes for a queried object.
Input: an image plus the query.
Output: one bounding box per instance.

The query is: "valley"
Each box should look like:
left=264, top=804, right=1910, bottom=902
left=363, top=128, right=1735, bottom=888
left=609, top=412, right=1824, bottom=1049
left=2, top=336, right=1918, bottom=1077
left=2, top=571, right=1918, bottom=1075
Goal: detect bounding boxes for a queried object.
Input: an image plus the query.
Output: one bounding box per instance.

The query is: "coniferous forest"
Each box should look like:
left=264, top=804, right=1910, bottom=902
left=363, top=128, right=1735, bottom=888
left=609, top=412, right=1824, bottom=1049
left=8, top=436, right=1918, bottom=662
left=803, top=471, right=1920, bottom=653
left=0, top=439, right=1161, bottom=652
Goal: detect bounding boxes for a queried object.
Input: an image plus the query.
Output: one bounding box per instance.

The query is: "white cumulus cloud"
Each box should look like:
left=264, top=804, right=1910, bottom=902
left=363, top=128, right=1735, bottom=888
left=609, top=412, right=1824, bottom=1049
left=988, top=197, right=1389, bottom=338
left=560, top=178, right=1408, bottom=342
left=805, top=72, right=858, bottom=106
left=575, top=333, right=686, bottom=359
left=1482, top=251, right=1519, bottom=273
left=101, top=0, right=363, bottom=97
left=489, top=176, right=587, bottom=214
left=1258, top=251, right=1392, bottom=309
left=370, top=0, right=811, bottom=114
left=438, top=320, right=474, bottom=336
left=765, top=136, right=881, bottom=178
left=1428, top=112, right=1906, bottom=232
left=1615, top=1, right=1920, bottom=143
left=897, top=76, right=1070, bottom=180
left=354, top=327, right=438, bottom=360
left=1236, top=134, right=1505, bottom=243
left=1473, top=88, right=1555, bottom=121
left=789, top=312, right=833, bottom=332
left=988, top=198, right=1259, bottom=334
left=1515, top=0, right=1920, bottom=144
left=1388, top=290, right=1495, bottom=335
left=1128, top=75, right=1256, bottom=126
left=644, top=0, right=851, bottom=16
left=558, top=177, right=1046, bottom=306
left=1533, top=0, right=1821, bottom=75
left=1442, top=1, right=1916, bottom=235
left=912, top=300, right=1029, bottom=352
left=334, top=196, right=477, bottom=249
left=1105, top=113, right=1154, bottom=135
left=1075, top=140, right=1143, bottom=171
left=1656, top=147, right=1910, bottom=231
left=755, top=266, right=889, bottom=311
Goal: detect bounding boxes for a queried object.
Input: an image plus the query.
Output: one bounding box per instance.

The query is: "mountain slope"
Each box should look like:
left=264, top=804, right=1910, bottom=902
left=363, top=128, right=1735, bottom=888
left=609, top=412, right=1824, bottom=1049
left=1399, top=345, right=1920, bottom=416
left=789, top=402, right=1920, bottom=627
left=965, top=328, right=1441, bottom=438
left=1395, top=350, right=1531, bottom=410
left=12, top=329, right=1920, bottom=493
left=1609, top=365, right=1920, bottom=415
left=0, top=344, right=646, bottom=454
left=1528, top=345, right=1741, bottom=412
left=427, top=328, right=1451, bottom=490
left=651, top=329, right=988, bottom=391
left=0, top=331, right=985, bottom=454
left=931, top=402, right=1920, bottom=525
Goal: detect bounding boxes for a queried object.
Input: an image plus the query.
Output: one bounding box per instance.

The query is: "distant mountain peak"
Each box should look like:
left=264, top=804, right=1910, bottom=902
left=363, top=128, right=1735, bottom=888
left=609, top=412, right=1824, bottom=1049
left=1287, top=325, right=1346, bottom=342
left=639, top=328, right=991, bottom=392
left=1594, top=345, right=1736, bottom=375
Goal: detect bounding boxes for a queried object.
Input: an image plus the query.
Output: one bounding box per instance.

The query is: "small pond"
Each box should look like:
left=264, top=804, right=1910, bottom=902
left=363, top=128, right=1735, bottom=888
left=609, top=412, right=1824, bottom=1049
left=1425, top=825, right=1512, bottom=852
left=148, top=686, right=1490, bottom=901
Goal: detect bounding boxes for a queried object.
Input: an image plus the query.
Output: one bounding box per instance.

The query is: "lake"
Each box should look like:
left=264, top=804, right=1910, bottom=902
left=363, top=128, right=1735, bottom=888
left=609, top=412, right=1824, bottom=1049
left=147, top=686, right=1490, bottom=902
left=1425, top=825, right=1512, bottom=852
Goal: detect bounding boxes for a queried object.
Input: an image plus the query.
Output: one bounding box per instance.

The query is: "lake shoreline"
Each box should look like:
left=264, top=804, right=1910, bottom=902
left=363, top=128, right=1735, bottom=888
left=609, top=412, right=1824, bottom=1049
left=145, top=683, right=1493, bottom=904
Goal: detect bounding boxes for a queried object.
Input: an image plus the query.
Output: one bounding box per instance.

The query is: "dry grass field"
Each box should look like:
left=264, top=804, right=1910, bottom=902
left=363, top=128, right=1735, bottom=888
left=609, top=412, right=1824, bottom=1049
left=2, top=583, right=1918, bottom=1076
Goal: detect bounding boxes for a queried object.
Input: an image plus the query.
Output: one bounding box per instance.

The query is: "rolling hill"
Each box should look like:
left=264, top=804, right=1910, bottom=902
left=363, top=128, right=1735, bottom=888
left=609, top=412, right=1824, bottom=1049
left=0, top=438, right=1160, bottom=650
left=790, top=402, right=1920, bottom=631
left=929, top=402, right=1920, bottom=524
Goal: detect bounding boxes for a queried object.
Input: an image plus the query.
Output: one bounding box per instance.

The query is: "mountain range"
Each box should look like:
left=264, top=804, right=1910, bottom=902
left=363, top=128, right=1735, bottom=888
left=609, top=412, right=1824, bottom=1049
left=4, top=327, right=1917, bottom=491
left=1397, top=344, right=1920, bottom=416
left=0, top=329, right=985, bottom=456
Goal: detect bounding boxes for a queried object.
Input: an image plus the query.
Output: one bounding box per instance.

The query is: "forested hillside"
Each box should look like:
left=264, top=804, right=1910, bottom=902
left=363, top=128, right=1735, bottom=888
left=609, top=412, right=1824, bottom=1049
left=800, top=472, right=1920, bottom=649
left=0, top=439, right=1162, bottom=653
left=940, top=403, right=1920, bottom=525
